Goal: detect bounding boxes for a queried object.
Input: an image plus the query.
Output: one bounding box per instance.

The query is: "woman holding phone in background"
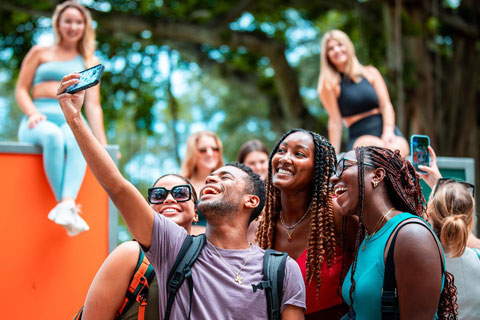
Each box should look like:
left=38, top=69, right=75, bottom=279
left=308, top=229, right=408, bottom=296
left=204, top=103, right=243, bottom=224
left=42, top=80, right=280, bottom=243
left=317, top=30, right=409, bottom=156
left=15, top=1, right=107, bottom=236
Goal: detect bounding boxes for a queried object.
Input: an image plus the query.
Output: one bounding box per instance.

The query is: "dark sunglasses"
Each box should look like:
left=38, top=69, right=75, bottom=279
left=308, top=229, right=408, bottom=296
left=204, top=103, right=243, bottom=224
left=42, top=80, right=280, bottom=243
left=432, top=178, right=475, bottom=198
left=147, top=185, right=192, bottom=204
left=333, top=158, right=375, bottom=179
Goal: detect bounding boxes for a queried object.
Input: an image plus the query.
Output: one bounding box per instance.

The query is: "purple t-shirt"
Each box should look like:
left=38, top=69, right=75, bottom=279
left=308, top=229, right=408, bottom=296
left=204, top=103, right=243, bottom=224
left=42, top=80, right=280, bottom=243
left=145, top=213, right=306, bottom=319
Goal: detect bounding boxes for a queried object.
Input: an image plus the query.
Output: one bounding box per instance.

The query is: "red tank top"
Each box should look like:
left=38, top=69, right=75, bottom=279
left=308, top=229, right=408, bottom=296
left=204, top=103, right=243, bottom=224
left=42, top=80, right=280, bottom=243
left=295, top=246, right=343, bottom=314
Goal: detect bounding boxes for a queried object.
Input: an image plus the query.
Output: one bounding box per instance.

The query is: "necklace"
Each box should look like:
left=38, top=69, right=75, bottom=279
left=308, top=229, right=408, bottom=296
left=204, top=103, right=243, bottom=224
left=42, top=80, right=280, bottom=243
left=208, top=240, right=252, bottom=285
left=362, top=207, right=395, bottom=251
left=279, top=202, right=312, bottom=242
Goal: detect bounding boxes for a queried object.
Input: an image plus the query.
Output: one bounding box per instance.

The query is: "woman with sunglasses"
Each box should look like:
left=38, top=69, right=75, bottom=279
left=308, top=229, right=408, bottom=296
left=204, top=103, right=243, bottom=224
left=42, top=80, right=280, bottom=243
left=330, top=146, right=457, bottom=319
left=78, top=174, right=198, bottom=320
left=427, top=175, right=480, bottom=319
left=417, top=145, right=480, bottom=249
left=256, top=129, right=357, bottom=319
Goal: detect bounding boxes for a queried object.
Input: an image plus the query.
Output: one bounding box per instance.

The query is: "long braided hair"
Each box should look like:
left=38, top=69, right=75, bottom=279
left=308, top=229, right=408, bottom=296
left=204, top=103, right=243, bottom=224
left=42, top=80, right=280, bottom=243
left=348, top=146, right=457, bottom=319
left=256, top=129, right=337, bottom=292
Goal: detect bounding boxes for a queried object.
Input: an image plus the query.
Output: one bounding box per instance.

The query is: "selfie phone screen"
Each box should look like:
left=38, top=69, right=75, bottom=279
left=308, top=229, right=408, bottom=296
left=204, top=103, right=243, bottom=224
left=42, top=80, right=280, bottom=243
left=410, top=135, right=430, bottom=173
left=65, top=64, right=104, bottom=94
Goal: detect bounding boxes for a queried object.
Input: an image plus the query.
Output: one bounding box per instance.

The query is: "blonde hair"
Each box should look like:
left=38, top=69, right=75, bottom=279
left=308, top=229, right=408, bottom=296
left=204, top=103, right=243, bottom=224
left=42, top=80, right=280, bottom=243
left=317, top=29, right=364, bottom=92
left=181, top=131, right=224, bottom=179
left=428, top=182, right=475, bottom=258
left=52, top=1, right=96, bottom=67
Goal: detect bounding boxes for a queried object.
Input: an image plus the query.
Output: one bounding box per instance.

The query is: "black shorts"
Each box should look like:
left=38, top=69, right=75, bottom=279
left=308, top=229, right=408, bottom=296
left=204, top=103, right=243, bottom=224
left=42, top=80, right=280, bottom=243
left=346, top=114, right=404, bottom=151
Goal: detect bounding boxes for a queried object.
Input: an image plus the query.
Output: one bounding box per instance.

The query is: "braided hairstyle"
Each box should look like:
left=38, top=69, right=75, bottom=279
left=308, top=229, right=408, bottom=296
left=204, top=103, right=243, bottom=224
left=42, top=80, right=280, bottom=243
left=347, top=146, right=457, bottom=319
left=256, top=129, right=337, bottom=293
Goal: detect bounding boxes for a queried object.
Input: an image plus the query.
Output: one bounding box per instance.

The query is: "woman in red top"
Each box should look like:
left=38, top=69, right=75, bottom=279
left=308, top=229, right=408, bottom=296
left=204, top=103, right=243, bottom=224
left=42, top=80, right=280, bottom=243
left=257, top=129, right=356, bottom=319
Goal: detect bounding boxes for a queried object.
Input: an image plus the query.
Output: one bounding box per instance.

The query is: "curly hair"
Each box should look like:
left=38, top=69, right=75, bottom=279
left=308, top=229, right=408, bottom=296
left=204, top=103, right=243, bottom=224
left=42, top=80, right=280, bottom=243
left=256, top=128, right=337, bottom=293
left=347, top=146, right=457, bottom=319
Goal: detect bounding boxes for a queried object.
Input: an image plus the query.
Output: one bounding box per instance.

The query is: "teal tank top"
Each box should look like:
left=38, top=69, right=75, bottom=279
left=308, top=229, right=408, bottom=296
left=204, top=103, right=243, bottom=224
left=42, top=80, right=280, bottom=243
left=342, top=212, right=445, bottom=319
left=33, top=55, right=84, bottom=85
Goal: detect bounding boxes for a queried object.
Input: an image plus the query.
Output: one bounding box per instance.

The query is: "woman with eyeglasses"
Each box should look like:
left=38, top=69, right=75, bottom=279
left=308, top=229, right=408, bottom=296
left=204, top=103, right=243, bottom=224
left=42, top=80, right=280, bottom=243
left=77, top=174, right=198, bottom=320
left=256, top=129, right=357, bottom=319
left=181, top=131, right=223, bottom=234
left=330, top=146, right=457, bottom=319
left=416, top=145, right=480, bottom=250
left=181, top=131, right=224, bottom=195
left=427, top=176, right=480, bottom=319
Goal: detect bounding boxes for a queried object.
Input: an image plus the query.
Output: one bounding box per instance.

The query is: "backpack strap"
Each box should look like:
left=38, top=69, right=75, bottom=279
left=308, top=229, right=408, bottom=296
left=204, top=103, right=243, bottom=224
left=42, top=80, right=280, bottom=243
left=116, top=246, right=156, bottom=319
left=252, top=248, right=288, bottom=320
left=382, top=219, right=445, bottom=320
left=165, top=234, right=206, bottom=320
left=73, top=245, right=156, bottom=320
left=73, top=306, right=83, bottom=320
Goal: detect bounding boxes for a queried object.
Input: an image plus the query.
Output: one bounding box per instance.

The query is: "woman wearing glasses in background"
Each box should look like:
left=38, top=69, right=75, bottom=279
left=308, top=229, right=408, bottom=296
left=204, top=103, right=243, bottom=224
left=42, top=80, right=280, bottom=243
left=181, top=131, right=223, bottom=234
left=77, top=174, right=198, bottom=320
left=417, top=146, right=480, bottom=249
left=181, top=131, right=224, bottom=194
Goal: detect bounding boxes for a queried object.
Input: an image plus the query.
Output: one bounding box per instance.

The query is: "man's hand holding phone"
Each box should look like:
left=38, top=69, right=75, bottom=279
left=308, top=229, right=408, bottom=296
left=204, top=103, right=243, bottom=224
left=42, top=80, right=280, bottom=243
left=57, top=73, right=86, bottom=122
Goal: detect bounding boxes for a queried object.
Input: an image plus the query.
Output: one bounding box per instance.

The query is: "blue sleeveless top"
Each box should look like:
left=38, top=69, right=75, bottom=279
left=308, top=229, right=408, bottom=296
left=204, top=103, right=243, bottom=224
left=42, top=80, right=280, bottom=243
left=342, top=212, right=445, bottom=319
left=33, top=55, right=84, bottom=85
left=337, top=74, right=379, bottom=117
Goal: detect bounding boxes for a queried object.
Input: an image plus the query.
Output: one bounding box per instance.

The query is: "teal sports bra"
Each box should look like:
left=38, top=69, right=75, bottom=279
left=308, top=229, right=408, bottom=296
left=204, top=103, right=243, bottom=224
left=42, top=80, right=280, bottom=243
left=33, top=55, right=84, bottom=85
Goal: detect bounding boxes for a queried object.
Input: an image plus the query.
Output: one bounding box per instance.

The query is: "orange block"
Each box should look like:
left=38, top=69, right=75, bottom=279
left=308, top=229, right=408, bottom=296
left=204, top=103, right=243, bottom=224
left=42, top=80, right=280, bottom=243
left=0, top=145, right=115, bottom=319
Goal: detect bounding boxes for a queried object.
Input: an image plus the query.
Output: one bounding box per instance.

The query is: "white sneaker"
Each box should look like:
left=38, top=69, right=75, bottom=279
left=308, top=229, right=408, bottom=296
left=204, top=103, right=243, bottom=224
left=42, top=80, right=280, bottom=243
left=48, top=200, right=89, bottom=236
left=48, top=201, right=75, bottom=227
left=65, top=204, right=89, bottom=237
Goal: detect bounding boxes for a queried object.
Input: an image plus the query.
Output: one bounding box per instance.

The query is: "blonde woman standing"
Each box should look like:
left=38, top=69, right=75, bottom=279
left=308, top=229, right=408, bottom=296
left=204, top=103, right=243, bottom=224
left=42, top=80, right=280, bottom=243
left=428, top=179, right=480, bottom=319
left=16, top=1, right=107, bottom=236
left=317, top=30, right=408, bottom=156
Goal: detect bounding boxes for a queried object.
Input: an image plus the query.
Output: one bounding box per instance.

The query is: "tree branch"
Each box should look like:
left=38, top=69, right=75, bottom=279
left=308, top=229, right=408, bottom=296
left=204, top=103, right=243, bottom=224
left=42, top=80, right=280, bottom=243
left=95, top=12, right=309, bottom=128
left=207, top=0, right=257, bottom=27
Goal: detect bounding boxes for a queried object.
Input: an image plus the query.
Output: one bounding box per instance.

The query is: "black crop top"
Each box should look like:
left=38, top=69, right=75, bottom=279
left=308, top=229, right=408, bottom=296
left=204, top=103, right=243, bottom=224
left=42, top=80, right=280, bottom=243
left=337, top=74, right=379, bottom=117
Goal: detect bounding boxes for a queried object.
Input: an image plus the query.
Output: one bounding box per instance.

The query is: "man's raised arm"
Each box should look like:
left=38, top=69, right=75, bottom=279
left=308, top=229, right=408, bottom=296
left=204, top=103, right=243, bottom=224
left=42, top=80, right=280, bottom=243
left=57, top=73, right=154, bottom=248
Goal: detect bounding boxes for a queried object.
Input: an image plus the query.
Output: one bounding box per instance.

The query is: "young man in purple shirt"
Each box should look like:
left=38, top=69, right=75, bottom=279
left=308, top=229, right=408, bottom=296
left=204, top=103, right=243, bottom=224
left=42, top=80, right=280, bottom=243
left=57, top=74, right=306, bottom=319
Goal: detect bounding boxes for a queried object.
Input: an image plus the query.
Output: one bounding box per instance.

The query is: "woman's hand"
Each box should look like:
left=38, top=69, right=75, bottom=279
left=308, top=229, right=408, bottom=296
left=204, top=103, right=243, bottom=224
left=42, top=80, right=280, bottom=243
left=417, top=146, right=442, bottom=189
left=57, top=73, right=85, bottom=121
left=27, top=112, right=46, bottom=129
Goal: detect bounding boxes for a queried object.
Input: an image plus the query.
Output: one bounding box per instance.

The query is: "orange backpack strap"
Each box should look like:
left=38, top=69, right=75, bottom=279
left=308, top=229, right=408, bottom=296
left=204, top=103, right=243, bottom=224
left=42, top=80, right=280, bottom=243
left=73, top=306, right=83, bottom=320
left=116, top=246, right=155, bottom=319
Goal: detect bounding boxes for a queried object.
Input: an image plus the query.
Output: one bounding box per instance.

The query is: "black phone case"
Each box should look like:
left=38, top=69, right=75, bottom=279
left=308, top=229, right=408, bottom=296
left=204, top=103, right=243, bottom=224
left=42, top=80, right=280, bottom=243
left=65, top=64, right=105, bottom=94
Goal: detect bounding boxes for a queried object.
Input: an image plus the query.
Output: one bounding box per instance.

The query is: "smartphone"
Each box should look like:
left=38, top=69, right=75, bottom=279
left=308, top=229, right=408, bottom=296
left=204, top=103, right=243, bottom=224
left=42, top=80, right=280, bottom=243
left=64, top=64, right=105, bottom=94
left=410, top=135, right=430, bottom=174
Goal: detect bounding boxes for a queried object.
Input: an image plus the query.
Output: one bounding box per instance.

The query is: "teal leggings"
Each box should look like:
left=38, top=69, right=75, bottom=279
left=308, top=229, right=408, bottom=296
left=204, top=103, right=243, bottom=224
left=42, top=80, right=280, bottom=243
left=18, top=98, right=86, bottom=202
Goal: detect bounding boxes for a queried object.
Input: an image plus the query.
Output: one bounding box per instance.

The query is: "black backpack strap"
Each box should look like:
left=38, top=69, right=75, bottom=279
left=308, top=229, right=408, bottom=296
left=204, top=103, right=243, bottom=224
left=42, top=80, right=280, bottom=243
left=252, top=248, right=288, bottom=320
left=382, top=219, right=445, bottom=320
left=164, top=234, right=206, bottom=320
